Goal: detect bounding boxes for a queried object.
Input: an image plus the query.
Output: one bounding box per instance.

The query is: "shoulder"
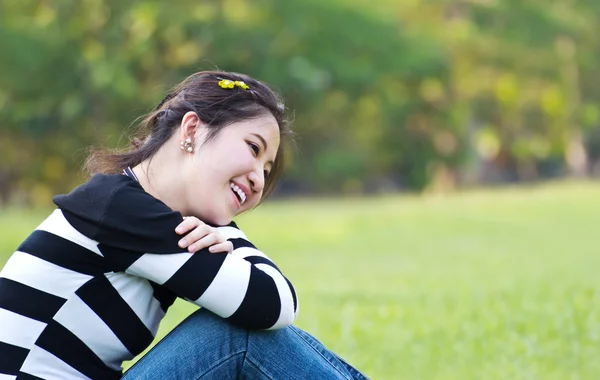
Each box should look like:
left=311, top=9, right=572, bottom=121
left=215, top=222, right=248, bottom=240
left=105, top=175, right=173, bottom=215
left=55, top=173, right=173, bottom=218
left=53, top=173, right=132, bottom=212
left=51, top=174, right=132, bottom=237
left=53, top=174, right=182, bottom=247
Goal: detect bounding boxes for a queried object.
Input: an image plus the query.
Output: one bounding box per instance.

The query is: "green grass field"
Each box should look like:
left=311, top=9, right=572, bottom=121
left=1, top=181, right=599, bottom=379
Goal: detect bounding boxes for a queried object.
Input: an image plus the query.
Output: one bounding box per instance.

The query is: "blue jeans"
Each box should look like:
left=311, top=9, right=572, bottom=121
left=122, top=309, right=369, bottom=379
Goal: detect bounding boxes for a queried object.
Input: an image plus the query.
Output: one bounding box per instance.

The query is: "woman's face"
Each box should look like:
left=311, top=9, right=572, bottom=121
left=182, top=113, right=280, bottom=225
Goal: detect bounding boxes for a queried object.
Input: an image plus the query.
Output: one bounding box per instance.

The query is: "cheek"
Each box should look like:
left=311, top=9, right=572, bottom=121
left=225, top=150, right=255, bottom=173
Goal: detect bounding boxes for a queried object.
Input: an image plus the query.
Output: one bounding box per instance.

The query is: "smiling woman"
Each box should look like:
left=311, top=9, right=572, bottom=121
left=141, top=112, right=281, bottom=226
left=0, top=71, right=368, bottom=379
left=85, top=71, right=291, bottom=223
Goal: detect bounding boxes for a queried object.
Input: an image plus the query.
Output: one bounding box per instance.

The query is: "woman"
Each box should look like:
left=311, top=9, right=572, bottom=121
left=0, top=71, right=367, bottom=379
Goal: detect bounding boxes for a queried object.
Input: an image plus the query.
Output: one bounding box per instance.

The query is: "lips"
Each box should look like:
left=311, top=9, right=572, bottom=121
left=230, top=182, right=247, bottom=205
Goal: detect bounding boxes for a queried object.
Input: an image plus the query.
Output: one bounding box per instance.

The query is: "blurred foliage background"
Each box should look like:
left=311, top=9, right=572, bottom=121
left=1, top=0, right=600, bottom=206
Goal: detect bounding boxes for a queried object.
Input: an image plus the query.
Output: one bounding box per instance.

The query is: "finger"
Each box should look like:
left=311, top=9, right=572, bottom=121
left=209, top=241, right=233, bottom=254
left=178, top=225, right=213, bottom=249
left=175, top=216, right=202, bottom=235
left=187, top=232, right=223, bottom=253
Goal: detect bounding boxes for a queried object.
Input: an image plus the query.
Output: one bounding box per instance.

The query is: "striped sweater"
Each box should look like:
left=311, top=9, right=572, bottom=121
left=0, top=173, right=298, bottom=379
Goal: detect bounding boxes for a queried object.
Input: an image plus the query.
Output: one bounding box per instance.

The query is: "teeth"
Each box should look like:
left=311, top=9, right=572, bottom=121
left=229, top=183, right=246, bottom=204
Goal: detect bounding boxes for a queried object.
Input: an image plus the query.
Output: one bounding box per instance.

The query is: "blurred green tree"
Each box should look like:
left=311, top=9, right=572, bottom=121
left=1, top=0, right=598, bottom=205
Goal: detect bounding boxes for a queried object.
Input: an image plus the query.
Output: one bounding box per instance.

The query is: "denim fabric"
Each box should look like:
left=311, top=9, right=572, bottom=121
left=123, top=309, right=369, bottom=379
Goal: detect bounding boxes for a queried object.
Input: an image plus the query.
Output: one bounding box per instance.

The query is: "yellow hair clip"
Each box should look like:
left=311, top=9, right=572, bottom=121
left=218, top=79, right=250, bottom=90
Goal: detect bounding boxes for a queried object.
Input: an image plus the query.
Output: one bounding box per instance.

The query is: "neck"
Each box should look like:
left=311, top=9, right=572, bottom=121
left=132, top=144, right=185, bottom=213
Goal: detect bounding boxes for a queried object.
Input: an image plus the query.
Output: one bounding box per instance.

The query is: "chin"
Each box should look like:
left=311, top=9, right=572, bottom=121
left=217, top=218, right=233, bottom=226
left=193, top=209, right=231, bottom=227
left=206, top=214, right=233, bottom=227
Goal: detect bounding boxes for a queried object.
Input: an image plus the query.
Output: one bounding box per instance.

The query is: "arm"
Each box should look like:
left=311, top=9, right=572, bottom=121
left=58, top=176, right=298, bottom=330
left=100, top=224, right=298, bottom=330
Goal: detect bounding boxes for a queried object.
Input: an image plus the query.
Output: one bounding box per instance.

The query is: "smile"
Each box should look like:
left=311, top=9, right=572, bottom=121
left=230, top=182, right=247, bottom=205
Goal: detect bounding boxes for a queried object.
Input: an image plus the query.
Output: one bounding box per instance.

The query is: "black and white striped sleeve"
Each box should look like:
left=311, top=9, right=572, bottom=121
left=56, top=176, right=298, bottom=330
left=103, top=225, right=298, bottom=330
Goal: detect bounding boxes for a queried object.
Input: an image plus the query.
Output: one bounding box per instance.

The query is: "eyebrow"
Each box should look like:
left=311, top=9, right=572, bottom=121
left=251, top=133, right=274, bottom=168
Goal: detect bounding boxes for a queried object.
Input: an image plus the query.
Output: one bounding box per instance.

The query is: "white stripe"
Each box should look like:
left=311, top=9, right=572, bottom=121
left=127, top=251, right=193, bottom=285
left=230, top=246, right=269, bottom=260
left=53, top=296, right=130, bottom=371
left=36, top=210, right=102, bottom=256
left=0, top=251, right=92, bottom=299
left=105, top=272, right=165, bottom=335
left=255, top=264, right=296, bottom=330
left=0, top=374, right=16, bottom=380
left=193, top=255, right=251, bottom=317
left=123, top=167, right=139, bottom=181
left=130, top=167, right=139, bottom=181
left=20, top=346, right=92, bottom=380
left=216, top=226, right=248, bottom=240
left=0, top=308, right=46, bottom=349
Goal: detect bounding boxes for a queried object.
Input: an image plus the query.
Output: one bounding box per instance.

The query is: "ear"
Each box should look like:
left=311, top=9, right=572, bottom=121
left=178, top=111, right=205, bottom=144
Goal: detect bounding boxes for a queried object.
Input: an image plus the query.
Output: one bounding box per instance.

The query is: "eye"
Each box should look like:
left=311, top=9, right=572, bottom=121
left=248, top=142, right=260, bottom=156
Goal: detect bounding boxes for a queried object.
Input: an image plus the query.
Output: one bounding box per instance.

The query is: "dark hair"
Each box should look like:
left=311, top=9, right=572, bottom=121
left=85, top=70, right=293, bottom=200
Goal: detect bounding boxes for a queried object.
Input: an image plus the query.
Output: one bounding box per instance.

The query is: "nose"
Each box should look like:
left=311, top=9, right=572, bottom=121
left=248, top=167, right=265, bottom=194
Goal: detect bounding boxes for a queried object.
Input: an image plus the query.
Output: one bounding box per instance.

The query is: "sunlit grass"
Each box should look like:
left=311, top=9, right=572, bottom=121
left=1, top=181, right=599, bottom=379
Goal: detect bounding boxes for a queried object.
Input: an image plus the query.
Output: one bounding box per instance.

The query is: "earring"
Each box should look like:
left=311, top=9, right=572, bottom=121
left=181, top=137, right=194, bottom=153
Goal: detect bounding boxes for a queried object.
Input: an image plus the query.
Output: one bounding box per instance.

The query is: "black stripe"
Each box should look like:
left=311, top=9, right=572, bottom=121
left=76, top=276, right=154, bottom=357
left=98, top=245, right=143, bottom=272
left=0, top=341, right=28, bottom=375
left=0, top=278, right=65, bottom=322
left=163, top=250, right=228, bottom=300
left=244, top=256, right=281, bottom=272
left=230, top=238, right=256, bottom=250
left=17, top=372, right=46, bottom=380
left=36, top=321, right=121, bottom=380
left=227, top=267, right=281, bottom=329
left=150, top=282, right=177, bottom=313
left=18, top=230, right=109, bottom=276
left=285, top=277, right=298, bottom=312
left=99, top=185, right=186, bottom=254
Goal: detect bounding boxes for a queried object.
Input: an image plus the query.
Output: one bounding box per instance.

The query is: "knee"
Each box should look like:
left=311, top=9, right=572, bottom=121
left=166, top=308, right=248, bottom=348
left=181, top=308, right=245, bottom=332
left=180, top=309, right=298, bottom=349
left=245, top=324, right=299, bottom=348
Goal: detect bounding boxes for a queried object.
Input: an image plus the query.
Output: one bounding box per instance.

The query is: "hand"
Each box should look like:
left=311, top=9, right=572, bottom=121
left=175, top=216, right=233, bottom=254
